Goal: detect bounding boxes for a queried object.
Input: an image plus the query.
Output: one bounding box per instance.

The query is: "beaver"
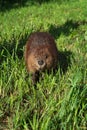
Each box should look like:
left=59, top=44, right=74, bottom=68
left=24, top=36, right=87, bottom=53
left=24, top=32, right=58, bottom=84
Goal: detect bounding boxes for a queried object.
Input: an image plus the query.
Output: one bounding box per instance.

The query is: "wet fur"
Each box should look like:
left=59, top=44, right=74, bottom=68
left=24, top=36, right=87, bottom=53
left=24, top=32, right=58, bottom=84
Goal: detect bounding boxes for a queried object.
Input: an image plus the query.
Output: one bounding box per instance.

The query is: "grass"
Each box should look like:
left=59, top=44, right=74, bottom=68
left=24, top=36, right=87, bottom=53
left=0, top=0, right=87, bottom=129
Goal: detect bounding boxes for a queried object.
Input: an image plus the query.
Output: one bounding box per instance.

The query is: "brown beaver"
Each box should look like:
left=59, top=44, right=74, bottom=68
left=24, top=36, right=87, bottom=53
left=24, top=32, right=58, bottom=84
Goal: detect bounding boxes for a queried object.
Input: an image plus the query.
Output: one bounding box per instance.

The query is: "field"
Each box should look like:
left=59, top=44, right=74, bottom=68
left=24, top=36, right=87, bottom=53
left=0, top=0, right=87, bottom=130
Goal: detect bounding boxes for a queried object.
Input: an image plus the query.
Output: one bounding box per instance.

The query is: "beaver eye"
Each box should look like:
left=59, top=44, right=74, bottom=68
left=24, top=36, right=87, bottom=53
left=45, top=55, right=48, bottom=59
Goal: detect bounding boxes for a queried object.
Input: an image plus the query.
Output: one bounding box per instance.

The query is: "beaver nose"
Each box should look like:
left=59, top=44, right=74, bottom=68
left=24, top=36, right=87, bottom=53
left=38, top=60, right=44, bottom=66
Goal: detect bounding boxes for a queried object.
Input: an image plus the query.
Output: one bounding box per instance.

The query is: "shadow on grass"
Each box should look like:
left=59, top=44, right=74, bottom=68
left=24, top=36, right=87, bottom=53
left=58, top=50, right=72, bottom=74
left=0, top=32, right=29, bottom=64
left=0, top=0, right=68, bottom=12
left=48, top=19, right=87, bottom=73
left=49, top=20, right=87, bottom=39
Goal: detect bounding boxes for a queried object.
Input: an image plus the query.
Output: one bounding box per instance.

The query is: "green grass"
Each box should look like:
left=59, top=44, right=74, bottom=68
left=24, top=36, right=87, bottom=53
left=0, top=0, right=87, bottom=130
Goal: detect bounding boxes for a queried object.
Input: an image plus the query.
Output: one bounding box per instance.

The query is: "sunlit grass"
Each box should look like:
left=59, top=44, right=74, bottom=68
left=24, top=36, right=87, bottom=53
left=0, top=0, right=87, bottom=129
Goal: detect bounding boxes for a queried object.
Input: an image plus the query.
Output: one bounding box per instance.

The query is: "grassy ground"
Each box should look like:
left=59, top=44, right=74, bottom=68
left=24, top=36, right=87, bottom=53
left=0, top=0, right=87, bottom=130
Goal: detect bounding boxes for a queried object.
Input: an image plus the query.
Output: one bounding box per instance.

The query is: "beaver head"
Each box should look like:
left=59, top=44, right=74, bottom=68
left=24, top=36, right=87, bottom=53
left=27, top=45, right=57, bottom=73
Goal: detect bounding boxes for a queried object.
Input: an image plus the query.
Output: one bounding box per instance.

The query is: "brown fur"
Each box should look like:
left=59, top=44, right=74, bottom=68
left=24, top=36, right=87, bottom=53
left=24, top=32, right=58, bottom=84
